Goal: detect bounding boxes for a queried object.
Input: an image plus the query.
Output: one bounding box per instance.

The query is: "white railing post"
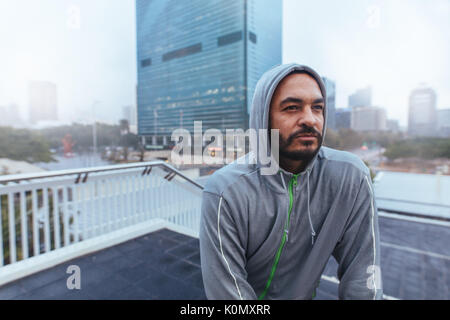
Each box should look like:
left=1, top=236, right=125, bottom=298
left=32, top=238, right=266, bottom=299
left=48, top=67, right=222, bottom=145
left=98, top=181, right=105, bottom=235
left=89, top=182, right=96, bottom=238
left=131, top=175, right=137, bottom=225
left=52, top=187, right=61, bottom=250
left=43, top=188, right=51, bottom=252
left=20, top=191, right=28, bottom=260
left=106, top=180, right=112, bottom=233
left=62, top=187, right=70, bottom=246
left=0, top=196, right=3, bottom=266
left=31, top=189, right=39, bottom=256
left=8, top=193, right=16, bottom=264
left=112, top=177, right=118, bottom=231
left=80, top=184, right=87, bottom=241
left=72, top=185, right=80, bottom=243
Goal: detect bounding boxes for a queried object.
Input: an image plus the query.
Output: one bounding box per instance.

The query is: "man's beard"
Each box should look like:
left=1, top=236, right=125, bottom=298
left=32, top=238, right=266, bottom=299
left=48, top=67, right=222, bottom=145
left=278, top=126, right=323, bottom=162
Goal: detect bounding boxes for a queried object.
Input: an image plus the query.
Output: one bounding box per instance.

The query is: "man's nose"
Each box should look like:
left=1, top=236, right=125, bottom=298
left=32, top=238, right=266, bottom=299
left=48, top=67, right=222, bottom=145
left=296, top=106, right=317, bottom=128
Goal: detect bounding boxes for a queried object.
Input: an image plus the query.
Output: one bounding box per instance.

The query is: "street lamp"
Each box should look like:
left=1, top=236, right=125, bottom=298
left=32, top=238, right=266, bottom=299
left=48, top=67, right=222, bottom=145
left=92, top=100, right=101, bottom=155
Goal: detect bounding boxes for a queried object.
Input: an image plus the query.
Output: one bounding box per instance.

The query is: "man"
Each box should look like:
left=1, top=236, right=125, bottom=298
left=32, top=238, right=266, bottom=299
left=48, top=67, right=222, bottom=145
left=199, top=63, right=383, bottom=300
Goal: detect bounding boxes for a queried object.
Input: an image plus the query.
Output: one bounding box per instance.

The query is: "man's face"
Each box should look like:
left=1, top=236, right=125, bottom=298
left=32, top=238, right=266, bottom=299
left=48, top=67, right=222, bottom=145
left=269, top=72, right=325, bottom=162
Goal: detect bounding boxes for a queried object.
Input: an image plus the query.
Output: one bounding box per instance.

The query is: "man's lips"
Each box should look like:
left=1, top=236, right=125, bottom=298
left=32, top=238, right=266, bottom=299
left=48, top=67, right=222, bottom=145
left=294, top=133, right=317, bottom=139
left=293, top=133, right=317, bottom=141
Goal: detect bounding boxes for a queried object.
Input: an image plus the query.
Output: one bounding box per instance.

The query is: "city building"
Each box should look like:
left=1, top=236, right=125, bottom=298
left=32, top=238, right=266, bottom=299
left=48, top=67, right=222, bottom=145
left=321, top=77, right=336, bottom=131
left=408, top=84, right=437, bottom=137
left=348, top=86, right=372, bottom=108
left=122, top=105, right=137, bottom=134
left=0, top=104, right=24, bottom=127
left=386, top=119, right=400, bottom=133
left=136, top=0, right=282, bottom=146
left=351, top=106, right=387, bottom=132
left=28, top=81, right=58, bottom=124
left=437, top=108, right=450, bottom=137
left=335, top=108, right=352, bottom=130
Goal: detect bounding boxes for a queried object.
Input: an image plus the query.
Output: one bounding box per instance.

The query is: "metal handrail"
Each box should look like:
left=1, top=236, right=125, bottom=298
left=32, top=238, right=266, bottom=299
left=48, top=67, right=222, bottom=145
left=377, top=207, right=450, bottom=223
left=3, top=162, right=448, bottom=222
left=377, top=197, right=450, bottom=209
left=0, top=161, right=204, bottom=190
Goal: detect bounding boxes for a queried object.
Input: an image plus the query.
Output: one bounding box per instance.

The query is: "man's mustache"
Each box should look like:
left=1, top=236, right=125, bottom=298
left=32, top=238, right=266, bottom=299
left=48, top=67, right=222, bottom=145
left=285, top=126, right=322, bottom=145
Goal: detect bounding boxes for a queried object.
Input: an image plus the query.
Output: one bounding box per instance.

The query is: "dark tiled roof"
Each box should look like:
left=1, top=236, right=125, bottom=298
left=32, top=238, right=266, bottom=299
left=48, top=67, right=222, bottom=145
left=318, top=216, right=450, bottom=300
left=0, top=229, right=206, bottom=300
left=1, top=214, right=449, bottom=300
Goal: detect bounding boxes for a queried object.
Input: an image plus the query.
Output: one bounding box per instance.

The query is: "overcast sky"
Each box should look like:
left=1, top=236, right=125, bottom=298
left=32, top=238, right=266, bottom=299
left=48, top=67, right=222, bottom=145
left=0, top=0, right=448, bottom=127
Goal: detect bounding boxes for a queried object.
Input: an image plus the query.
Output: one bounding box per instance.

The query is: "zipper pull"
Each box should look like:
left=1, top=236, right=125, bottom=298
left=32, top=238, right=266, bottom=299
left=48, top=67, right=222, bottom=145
left=285, top=229, right=289, bottom=242
left=293, top=174, right=298, bottom=187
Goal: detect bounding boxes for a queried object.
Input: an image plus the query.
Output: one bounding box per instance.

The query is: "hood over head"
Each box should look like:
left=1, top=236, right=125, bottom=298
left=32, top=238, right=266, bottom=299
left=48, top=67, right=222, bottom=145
left=248, top=63, right=328, bottom=176
left=247, top=63, right=328, bottom=246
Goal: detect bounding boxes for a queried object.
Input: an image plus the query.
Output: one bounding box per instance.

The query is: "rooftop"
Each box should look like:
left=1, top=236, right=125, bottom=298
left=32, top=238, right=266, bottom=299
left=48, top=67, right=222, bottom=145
left=0, top=228, right=205, bottom=300
left=1, top=213, right=449, bottom=300
left=374, top=171, right=450, bottom=220
left=0, top=162, right=449, bottom=300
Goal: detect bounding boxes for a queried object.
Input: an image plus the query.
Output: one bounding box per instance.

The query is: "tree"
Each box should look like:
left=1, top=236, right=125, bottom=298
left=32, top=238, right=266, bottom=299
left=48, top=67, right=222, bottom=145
left=383, top=137, right=450, bottom=160
left=0, top=126, right=54, bottom=163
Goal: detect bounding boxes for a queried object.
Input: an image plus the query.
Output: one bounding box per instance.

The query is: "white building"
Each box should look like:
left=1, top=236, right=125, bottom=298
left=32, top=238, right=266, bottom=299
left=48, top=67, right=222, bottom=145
left=408, top=84, right=437, bottom=137
left=351, top=106, right=387, bottom=132
left=28, top=81, right=58, bottom=124
left=122, top=105, right=137, bottom=134
left=0, top=104, right=24, bottom=127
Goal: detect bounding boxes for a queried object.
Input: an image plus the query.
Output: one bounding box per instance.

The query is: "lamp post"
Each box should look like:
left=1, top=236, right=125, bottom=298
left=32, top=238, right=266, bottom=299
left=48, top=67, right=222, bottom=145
left=92, top=101, right=100, bottom=155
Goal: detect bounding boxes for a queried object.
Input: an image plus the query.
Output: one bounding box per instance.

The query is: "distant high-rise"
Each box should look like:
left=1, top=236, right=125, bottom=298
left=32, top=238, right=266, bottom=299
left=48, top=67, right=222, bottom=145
left=0, top=104, right=23, bottom=127
left=351, top=106, right=387, bottom=132
left=28, top=81, right=57, bottom=124
left=386, top=119, right=400, bottom=133
left=136, top=0, right=282, bottom=146
left=335, top=108, right=352, bottom=130
left=321, top=77, right=336, bottom=130
left=122, top=105, right=137, bottom=134
left=437, top=108, right=450, bottom=137
left=349, top=86, right=371, bottom=108
left=122, top=105, right=137, bottom=126
left=408, top=85, right=437, bottom=137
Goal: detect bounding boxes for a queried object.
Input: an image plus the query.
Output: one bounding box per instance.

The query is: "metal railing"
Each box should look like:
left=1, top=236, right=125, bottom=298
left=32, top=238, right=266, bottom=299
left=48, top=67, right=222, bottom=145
left=0, top=161, right=203, bottom=267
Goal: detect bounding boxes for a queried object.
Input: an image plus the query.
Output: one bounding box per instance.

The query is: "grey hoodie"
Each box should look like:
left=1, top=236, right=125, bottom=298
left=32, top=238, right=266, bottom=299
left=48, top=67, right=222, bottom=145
left=199, top=63, right=383, bottom=300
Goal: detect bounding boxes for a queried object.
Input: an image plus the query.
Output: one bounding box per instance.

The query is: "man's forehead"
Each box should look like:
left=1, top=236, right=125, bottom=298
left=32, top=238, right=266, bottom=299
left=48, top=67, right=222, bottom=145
left=275, top=73, right=322, bottom=98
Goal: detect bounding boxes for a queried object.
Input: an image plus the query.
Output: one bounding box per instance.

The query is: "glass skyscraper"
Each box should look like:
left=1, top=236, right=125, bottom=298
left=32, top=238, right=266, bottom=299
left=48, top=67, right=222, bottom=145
left=321, top=77, right=336, bottom=131
left=136, top=0, right=282, bottom=146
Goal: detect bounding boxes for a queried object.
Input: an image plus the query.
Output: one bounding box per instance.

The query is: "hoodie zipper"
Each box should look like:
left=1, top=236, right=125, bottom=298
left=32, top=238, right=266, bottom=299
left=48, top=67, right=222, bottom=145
left=285, top=174, right=298, bottom=242
left=258, top=173, right=299, bottom=300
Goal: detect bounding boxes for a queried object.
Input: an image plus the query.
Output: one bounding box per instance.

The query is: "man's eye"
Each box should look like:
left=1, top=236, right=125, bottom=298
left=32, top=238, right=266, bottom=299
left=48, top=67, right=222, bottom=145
left=313, top=105, right=324, bottom=110
left=285, top=105, right=298, bottom=111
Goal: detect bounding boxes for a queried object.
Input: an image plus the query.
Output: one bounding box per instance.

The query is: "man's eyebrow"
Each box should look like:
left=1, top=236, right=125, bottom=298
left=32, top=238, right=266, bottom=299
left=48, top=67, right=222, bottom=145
left=313, top=97, right=325, bottom=104
left=280, top=97, right=324, bottom=105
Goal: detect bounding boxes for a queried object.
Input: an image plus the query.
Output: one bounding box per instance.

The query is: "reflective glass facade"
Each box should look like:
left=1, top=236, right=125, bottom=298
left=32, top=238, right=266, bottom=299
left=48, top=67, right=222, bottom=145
left=136, top=0, right=281, bottom=144
left=322, top=77, right=336, bottom=131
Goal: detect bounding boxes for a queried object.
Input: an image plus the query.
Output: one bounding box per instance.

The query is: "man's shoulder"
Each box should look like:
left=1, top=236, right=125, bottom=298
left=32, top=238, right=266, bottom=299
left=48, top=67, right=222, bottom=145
left=203, top=154, right=259, bottom=196
left=320, top=146, right=371, bottom=177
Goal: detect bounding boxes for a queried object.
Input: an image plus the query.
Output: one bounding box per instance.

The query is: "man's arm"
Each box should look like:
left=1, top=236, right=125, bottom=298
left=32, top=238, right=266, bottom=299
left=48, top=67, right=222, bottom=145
left=332, top=174, right=383, bottom=300
left=199, top=191, right=257, bottom=300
